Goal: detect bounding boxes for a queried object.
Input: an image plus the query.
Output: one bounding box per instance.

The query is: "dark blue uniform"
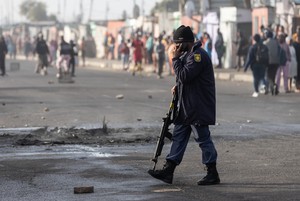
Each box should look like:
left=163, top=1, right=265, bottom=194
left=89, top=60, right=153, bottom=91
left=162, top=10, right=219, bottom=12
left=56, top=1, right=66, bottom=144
left=166, top=41, right=217, bottom=165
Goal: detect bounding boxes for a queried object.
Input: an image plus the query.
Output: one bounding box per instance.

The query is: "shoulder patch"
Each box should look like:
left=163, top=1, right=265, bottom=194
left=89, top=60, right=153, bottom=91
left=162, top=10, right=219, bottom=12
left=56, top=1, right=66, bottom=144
left=194, top=53, right=201, bottom=62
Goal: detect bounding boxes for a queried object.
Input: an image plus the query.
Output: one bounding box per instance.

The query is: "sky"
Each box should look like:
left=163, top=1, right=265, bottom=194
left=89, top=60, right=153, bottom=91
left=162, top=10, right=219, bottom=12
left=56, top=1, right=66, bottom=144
left=0, top=0, right=162, bottom=25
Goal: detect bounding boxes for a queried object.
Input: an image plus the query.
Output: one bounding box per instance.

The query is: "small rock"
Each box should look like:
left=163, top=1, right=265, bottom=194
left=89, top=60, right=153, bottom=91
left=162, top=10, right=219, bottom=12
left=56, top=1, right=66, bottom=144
left=44, top=107, right=49, bottom=112
left=246, top=119, right=251, bottom=123
left=2, top=103, right=5, bottom=106
left=48, top=80, right=54, bottom=84
left=148, top=95, right=152, bottom=99
left=41, top=116, right=45, bottom=120
left=137, top=118, right=142, bottom=121
left=74, top=186, right=94, bottom=194
left=116, top=94, right=124, bottom=99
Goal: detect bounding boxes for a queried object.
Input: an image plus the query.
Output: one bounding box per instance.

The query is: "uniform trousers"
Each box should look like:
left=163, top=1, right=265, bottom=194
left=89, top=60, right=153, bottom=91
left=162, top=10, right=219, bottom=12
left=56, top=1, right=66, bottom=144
left=166, top=124, right=218, bottom=165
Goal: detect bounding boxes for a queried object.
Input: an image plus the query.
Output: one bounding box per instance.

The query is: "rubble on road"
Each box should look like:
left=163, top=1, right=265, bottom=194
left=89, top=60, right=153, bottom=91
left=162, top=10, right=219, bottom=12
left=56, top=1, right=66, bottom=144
left=0, top=126, right=159, bottom=146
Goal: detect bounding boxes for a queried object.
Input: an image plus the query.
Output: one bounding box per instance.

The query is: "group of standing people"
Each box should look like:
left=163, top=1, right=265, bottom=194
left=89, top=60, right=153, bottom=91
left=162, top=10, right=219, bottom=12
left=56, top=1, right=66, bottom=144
left=244, top=25, right=300, bottom=97
left=116, top=31, right=173, bottom=79
left=33, top=34, right=81, bottom=78
left=0, top=32, right=88, bottom=79
left=0, top=34, right=20, bottom=76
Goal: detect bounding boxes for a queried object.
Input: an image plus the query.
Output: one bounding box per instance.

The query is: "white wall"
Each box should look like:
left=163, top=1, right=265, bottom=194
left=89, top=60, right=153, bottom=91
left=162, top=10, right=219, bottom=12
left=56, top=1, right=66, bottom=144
left=203, top=12, right=219, bottom=66
left=220, top=7, right=251, bottom=69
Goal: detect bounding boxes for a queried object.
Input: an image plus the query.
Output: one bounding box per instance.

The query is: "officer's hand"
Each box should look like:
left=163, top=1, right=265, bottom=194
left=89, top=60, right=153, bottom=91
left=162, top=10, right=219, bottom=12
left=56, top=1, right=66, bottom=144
left=172, top=43, right=184, bottom=58
left=171, top=85, right=177, bottom=95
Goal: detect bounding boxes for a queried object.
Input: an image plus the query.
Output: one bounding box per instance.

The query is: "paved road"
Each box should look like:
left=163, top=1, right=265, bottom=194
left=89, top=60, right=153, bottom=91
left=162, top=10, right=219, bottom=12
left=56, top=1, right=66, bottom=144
left=0, top=59, right=299, bottom=201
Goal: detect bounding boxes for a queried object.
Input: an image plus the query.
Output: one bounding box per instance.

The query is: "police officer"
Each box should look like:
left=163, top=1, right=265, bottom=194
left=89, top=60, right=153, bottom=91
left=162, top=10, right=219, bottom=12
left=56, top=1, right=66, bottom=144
left=148, top=25, right=220, bottom=185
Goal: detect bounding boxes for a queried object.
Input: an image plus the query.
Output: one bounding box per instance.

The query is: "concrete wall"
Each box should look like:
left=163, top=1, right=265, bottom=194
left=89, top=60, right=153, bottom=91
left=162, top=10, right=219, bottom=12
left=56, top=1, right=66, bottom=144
left=252, top=7, right=276, bottom=35
left=220, top=7, right=252, bottom=69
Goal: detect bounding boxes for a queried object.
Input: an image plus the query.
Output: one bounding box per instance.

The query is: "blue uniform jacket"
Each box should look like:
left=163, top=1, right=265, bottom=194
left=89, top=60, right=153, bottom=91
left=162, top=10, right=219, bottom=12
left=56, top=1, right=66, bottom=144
left=172, top=41, right=216, bottom=125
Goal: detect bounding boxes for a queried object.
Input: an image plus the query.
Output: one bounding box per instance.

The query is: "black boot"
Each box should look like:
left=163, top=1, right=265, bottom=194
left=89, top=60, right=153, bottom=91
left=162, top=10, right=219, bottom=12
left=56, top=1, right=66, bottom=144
left=271, top=84, right=279, bottom=96
left=197, top=163, right=220, bottom=185
left=274, top=84, right=279, bottom=95
left=148, top=160, right=177, bottom=184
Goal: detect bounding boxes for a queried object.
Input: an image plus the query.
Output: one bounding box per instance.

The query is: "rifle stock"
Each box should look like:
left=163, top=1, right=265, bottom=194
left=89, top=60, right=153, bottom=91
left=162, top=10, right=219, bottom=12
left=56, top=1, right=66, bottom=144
left=151, top=95, right=177, bottom=170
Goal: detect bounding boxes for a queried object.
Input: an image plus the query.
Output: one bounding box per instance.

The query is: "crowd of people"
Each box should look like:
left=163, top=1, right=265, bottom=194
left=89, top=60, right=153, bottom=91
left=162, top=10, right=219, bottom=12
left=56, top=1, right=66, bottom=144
left=104, top=30, right=174, bottom=79
left=104, top=29, right=220, bottom=79
left=0, top=32, right=83, bottom=78
left=1, top=24, right=300, bottom=92
left=33, top=34, right=80, bottom=78
left=244, top=25, right=300, bottom=97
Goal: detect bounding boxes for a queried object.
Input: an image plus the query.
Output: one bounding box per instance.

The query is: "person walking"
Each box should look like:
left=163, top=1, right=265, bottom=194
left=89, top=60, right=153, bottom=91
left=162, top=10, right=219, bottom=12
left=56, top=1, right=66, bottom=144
left=24, top=36, right=32, bottom=60
left=156, top=35, right=165, bottom=79
left=148, top=25, right=220, bottom=185
left=120, top=39, right=130, bottom=71
left=244, top=34, right=268, bottom=97
left=263, top=30, right=280, bottom=95
left=215, top=28, right=225, bottom=68
left=203, top=32, right=212, bottom=58
left=287, top=37, right=298, bottom=92
left=56, top=36, right=71, bottom=78
left=117, top=31, right=123, bottom=60
left=108, top=33, right=115, bottom=60
left=146, top=33, right=154, bottom=64
left=131, top=34, right=143, bottom=76
left=293, top=28, right=300, bottom=92
left=35, top=34, right=50, bottom=76
left=49, top=39, right=58, bottom=67
left=276, top=34, right=291, bottom=93
left=80, top=37, right=86, bottom=67
left=69, top=40, right=78, bottom=77
left=234, top=31, right=248, bottom=71
left=0, top=36, right=8, bottom=76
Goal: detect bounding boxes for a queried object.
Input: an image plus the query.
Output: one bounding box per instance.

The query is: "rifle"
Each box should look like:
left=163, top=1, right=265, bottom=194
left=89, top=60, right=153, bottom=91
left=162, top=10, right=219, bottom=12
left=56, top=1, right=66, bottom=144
left=150, top=95, right=177, bottom=170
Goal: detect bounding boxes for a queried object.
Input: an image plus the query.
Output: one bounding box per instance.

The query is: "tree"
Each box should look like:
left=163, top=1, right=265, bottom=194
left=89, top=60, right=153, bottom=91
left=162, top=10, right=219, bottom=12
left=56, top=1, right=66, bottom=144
left=48, top=14, right=58, bottom=22
left=20, top=0, right=48, bottom=21
left=151, top=0, right=183, bottom=13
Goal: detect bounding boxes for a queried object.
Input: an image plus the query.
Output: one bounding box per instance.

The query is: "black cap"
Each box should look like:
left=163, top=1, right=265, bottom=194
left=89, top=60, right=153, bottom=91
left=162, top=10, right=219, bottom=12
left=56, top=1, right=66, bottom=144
left=173, top=25, right=194, bottom=43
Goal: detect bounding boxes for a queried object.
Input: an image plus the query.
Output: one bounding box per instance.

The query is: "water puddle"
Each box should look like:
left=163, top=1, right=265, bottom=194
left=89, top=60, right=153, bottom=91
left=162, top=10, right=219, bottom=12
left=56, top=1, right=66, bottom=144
left=0, top=145, right=123, bottom=160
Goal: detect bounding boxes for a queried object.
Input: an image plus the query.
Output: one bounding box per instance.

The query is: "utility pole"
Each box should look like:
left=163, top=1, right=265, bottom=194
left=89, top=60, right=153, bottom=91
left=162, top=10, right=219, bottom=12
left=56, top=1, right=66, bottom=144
left=141, top=0, right=144, bottom=33
left=11, top=0, right=14, bottom=24
left=88, top=0, right=94, bottom=22
left=7, top=1, right=10, bottom=25
left=179, top=0, right=186, bottom=15
left=63, top=0, right=66, bottom=22
left=0, top=5, right=2, bottom=26
left=105, top=1, right=109, bottom=21
left=142, top=0, right=144, bottom=16
left=79, top=0, right=83, bottom=23
left=57, top=0, right=61, bottom=22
